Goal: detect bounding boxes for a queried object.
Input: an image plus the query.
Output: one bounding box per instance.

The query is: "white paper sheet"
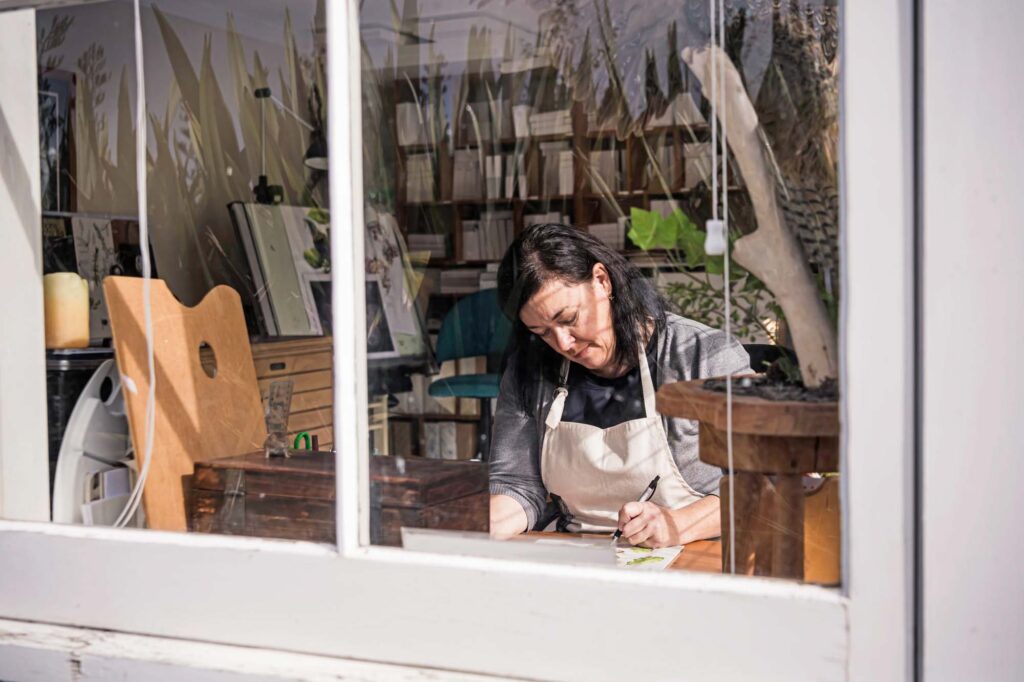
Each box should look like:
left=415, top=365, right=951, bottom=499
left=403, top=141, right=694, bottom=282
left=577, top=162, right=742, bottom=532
left=614, top=544, right=683, bottom=570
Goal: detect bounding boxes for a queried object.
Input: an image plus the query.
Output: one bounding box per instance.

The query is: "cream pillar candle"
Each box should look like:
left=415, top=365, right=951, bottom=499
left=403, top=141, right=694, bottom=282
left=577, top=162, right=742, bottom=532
left=43, top=272, right=90, bottom=348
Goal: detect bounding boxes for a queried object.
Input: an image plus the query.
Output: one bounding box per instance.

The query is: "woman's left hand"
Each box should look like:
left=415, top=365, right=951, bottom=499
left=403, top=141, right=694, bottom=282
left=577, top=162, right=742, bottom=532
left=616, top=501, right=679, bottom=548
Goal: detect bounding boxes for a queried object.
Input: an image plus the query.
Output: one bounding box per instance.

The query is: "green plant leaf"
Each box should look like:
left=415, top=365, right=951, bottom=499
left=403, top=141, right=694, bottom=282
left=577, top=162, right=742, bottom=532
left=627, top=207, right=658, bottom=250
left=628, top=207, right=678, bottom=251
left=670, top=209, right=705, bottom=268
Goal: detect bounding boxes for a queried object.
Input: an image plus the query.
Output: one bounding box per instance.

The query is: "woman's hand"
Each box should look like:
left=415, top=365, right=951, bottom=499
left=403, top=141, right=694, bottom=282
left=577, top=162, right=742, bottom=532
left=616, top=501, right=679, bottom=548
left=616, top=495, right=721, bottom=547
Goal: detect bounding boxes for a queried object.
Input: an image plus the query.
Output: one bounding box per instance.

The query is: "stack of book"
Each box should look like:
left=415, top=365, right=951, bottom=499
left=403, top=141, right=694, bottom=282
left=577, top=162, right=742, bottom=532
left=485, top=155, right=503, bottom=199
left=683, top=143, right=710, bottom=190
left=588, top=222, right=625, bottom=250
left=452, top=149, right=483, bottom=200
left=407, top=233, right=447, bottom=258
left=540, top=141, right=570, bottom=195
left=650, top=199, right=681, bottom=218
left=506, top=153, right=528, bottom=199
left=423, top=421, right=477, bottom=460
left=405, top=154, right=435, bottom=202
left=645, top=142, right=676, bottom=192
left=440, top=269, right=484, bottom=294
left=524, top=211, right=570, bottom=228
left=588, top=149, right=619, bottom=193
left=462, top=215, right=514, bottom=262
left=559, top=151, right=575, bottom=194
left=480, top=210, right=514, bottom=260
left=478, top=263, right=500, bottom=290
left=528, top=109, right=572, bottom=136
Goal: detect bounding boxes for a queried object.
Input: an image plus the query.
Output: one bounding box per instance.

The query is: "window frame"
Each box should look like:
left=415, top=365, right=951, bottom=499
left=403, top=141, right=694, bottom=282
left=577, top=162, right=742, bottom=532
left=0, top=1, right=916, bottom=679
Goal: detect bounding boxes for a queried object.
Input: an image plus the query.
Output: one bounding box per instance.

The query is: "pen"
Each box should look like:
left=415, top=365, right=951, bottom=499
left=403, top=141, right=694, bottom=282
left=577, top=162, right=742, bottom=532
left=610, top=475, right=660, bottom=545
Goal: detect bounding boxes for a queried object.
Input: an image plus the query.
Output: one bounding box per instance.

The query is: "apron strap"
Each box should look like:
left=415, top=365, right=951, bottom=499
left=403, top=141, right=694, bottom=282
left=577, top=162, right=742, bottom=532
left=638, top=348, right=658, bottom=420
left=545, top=359, right=572, bottom=430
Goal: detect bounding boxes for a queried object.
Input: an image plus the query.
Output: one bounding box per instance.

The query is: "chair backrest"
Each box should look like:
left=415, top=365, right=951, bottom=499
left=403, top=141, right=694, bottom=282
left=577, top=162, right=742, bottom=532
left=434, top=289, right=511, bottom=368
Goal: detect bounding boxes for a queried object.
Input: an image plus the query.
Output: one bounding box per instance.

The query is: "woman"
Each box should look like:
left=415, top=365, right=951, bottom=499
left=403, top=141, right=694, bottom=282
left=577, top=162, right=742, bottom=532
left=489, top=223, right=751, bottom=548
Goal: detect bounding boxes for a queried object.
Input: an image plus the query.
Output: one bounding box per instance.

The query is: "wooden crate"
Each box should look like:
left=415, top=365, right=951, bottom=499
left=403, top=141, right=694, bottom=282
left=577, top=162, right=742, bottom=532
left=188, top=452, right=488, bottom=546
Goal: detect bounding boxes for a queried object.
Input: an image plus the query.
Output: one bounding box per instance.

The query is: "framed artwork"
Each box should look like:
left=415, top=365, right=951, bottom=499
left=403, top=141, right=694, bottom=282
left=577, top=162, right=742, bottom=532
left=38, top=69, right=75, bottom=214
left=230, top=202, right=332, bottom=336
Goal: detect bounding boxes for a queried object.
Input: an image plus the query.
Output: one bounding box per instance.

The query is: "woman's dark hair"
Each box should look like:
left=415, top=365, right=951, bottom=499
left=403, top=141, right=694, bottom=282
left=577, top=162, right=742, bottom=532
left=497, top=223, right=666, bottom=411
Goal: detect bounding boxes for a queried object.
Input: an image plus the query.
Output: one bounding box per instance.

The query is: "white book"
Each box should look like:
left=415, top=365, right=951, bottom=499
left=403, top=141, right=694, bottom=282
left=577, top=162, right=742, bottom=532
left=424, top=422, right=440, bottom=458
left=588, top=149, right=619, bottom=193
left=559, top=150, right=575, bottom=195
left=462, top=220, right=481, bottom=261
left=406, top=154, right=435, bottom=202
left=588, top=222, right=624, bottom=250
left=453, top=149, right=482, bottom=200
left=512, top=104, right=532, bottom=138
left=484, top=155, right=500, bottom=199
left=651, top=199, right=681, bottom=218
left=504, top=153, right=518, bottom=198
left=645, top=141, right=675, bottom=192
left=439, top=421, right=458, bottom=460
left=479, top=271, right=498, bottom=290
left=517, top=153, right=529, bottom=199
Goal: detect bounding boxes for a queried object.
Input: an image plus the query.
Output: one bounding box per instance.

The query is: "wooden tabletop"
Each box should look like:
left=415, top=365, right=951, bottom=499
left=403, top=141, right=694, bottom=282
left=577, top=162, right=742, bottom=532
left=526, top=532, right=722, bottom=573
left=671, top=539, right=722, bottom=572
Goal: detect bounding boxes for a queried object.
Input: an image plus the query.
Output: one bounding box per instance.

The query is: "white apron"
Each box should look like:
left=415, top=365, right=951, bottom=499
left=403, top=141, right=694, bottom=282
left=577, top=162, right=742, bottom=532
left=540, top=351, right=703, bottom=532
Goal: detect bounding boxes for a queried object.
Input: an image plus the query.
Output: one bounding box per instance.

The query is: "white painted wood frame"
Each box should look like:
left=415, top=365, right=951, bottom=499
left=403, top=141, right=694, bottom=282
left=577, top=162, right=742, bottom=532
left=921, top=1, right=1024, bottom=679
left=0, top=8, right=49, bottom=522
left=0, top=0, right=916, bottom=680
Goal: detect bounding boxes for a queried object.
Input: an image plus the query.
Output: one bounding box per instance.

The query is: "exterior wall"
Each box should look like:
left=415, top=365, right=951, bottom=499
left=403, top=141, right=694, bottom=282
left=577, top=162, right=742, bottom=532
left=922, top=1, right=1024, bottom=679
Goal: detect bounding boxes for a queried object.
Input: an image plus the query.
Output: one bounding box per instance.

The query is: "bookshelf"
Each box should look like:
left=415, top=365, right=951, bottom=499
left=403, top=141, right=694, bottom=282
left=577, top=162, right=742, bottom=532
left=386, top=59, right=730, bottom=460
left=394, top=96, right=717, bottom=274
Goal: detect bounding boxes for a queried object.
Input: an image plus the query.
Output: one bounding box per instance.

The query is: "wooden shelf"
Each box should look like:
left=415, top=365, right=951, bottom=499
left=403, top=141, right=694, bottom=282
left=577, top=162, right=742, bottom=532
left=641, top=123, right=710, bottom=136
left=391, top=413, right=483, bottom=422
left=421, top=259, right=499, bottom=268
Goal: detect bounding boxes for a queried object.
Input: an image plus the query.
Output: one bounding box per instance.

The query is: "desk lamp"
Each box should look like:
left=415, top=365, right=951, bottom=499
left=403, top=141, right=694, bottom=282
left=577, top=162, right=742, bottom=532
left=253, top=86, right=328, bottom=204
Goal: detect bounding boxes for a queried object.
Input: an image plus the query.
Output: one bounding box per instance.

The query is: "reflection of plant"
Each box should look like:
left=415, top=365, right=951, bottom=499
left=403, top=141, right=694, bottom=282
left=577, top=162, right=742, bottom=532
left=546, top=0, right=838, bottom=384
left=70, top=42, right=137, bottom=213
left=147, top=2, right=326, bottom=299
left=627, top=207, right=779, bottom=343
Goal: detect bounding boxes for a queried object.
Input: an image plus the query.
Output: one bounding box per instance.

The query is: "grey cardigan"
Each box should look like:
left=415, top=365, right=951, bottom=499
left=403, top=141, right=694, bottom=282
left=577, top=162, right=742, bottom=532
left=488, top=313, right=751, bottom=530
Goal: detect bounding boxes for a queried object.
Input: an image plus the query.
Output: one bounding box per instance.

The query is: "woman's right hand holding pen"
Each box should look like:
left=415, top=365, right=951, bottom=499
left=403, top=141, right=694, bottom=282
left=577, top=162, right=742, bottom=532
left=616, top=501, right=679, bottom=548
left=616, top=495, right=723, bottom=548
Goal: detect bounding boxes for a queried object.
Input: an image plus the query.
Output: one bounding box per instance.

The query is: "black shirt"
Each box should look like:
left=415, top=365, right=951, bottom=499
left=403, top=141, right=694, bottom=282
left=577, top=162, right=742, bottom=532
left=561, top=335, right=659, bottom=429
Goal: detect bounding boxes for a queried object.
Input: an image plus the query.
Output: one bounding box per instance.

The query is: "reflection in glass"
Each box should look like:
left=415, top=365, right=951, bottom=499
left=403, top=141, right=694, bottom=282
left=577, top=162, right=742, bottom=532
left=33, top=1, right=340, bottom=544
left=360, top=0, right=841, bottom=584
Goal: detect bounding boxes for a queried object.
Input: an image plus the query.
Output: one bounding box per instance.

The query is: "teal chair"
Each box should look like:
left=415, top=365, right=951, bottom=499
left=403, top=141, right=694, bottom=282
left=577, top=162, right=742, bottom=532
left=428, top=289, right=512, bottom=460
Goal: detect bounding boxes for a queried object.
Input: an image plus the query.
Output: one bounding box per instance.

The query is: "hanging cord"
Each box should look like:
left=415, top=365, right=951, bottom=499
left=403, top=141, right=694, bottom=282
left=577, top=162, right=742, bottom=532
left=718, top=0, right=735, bottom=578
left=708, top=0, right=735, bottom=575
left=114, top=0, right=155, bottom=528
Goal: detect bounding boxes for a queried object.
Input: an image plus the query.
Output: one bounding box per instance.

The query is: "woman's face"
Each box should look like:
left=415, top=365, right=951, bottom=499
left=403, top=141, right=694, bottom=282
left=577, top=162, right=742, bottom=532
left=519, top=263, right=618, bottom=375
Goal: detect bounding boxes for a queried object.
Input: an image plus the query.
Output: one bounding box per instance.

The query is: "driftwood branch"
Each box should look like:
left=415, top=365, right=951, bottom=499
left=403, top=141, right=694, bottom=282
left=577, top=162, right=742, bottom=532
left=682, top=45, right=838, bottom=386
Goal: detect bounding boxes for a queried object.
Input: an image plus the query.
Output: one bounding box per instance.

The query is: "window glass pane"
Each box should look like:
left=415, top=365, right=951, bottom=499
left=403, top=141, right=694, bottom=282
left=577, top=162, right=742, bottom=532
left=28, top=0, right=336, bottom=543
left=360, top=0, right=842, bottom=584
